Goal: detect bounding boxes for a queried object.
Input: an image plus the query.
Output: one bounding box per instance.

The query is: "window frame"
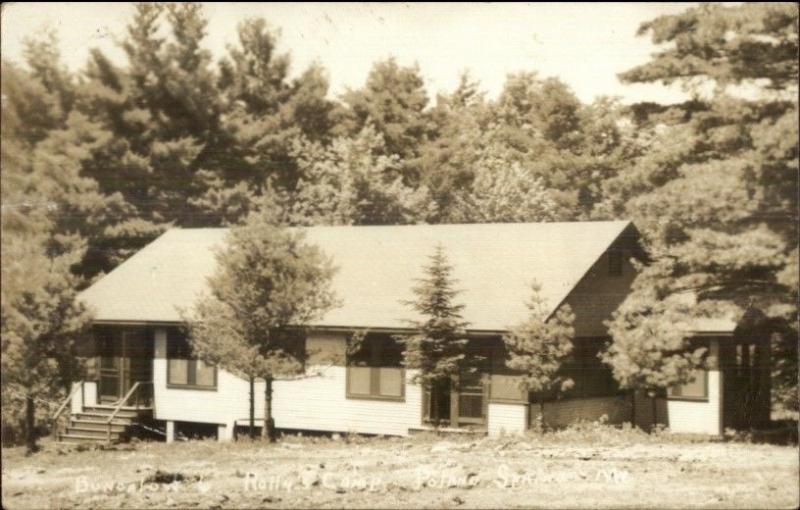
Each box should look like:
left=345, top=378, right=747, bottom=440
left=488, top=373, right=528, bottom=404
left=667, top=369, right=709, bottom=402
left=558, top=339, right=620, bottom=401
left=345, top=335, right=405, bottom=402
left=166, top=330, right=218, bottom=391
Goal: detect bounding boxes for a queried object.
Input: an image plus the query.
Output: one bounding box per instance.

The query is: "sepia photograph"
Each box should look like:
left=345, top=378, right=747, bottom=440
left=1, top=2, right=798, bottom=509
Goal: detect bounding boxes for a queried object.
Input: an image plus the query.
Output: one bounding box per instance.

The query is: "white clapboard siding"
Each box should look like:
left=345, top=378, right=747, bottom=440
left=664, top=370, right=722, bottom=435
left=153, top=329, right=249, bottom=430
left=153, top=330, right=423, bottom=436
left=275, top=333, right=424, bottom=435
left=273, top=366, right=423, bottom=436
left=487, top=403, right=528, bottom=437
left=631, top=370, right=723, bottom=436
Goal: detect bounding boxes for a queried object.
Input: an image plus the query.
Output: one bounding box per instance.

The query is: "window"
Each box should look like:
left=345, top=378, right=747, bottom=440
left=346, top=335, right=404, bottom=400
left=489, top=374, right=527, bottom=403
left=167, top=330, right=217, bottom=389
left=668, top=369, right=708, bottom=400
left=608, top=250, right=623, bottom=276
left=561, top=340, right=619, bottom=400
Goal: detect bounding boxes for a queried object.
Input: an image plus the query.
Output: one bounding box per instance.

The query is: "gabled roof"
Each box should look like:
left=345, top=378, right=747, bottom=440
left=79, top=221, right=634, bottom=331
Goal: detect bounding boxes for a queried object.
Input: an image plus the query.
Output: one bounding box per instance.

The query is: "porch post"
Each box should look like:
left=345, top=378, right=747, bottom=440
left=83, top=381, right=98, bottom=407
left=709, top=338, right=724, bottom=437
left=69, top=382, right=84, bottom=414
left=166, top=420, right=175, bottom=443
left=449, top=375, right=459, bottom=428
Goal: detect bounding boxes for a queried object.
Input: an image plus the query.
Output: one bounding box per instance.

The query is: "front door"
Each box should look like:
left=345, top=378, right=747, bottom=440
left=97, top=329, right=153, bottom=404
left=425, top=369, right=489, bottom=428
left=455, top=370, right=488, bottom=426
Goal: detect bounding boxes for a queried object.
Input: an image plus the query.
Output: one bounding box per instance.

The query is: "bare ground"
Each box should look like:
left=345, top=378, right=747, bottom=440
left=2, top=428, right=798, bottom=509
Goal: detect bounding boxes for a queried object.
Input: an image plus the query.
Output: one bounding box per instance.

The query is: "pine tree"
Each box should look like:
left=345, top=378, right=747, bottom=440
left=184, top=212, right=337, bottom=440
left=1, top=117, right=93, bottom=451
left=197, top=19, right=339, bottom=224
left=486, top=72, right=630, bottom=220
left=600, top=261, right=710, bottom=427
left=599, top=2, right=799, bottom=412
left=503, top=282, right=575, bottom=424
left=340, top=58, right=433, bottom=185
left=1, top=230, right=92, bottom=453
left=288, top=125, right=436, bottom=226
left=400, top=245, right=470, bottom=423
left=448, top=143, right=558, bottom=224
left=53, top=2, right=220, bottom=274
left=418, top=72, right=490, bottom=220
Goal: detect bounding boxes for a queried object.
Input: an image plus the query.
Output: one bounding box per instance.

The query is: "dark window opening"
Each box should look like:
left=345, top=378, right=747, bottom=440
left=556, top=339, right=619, bottom=401
left=167, top=330, right=217, bottom=389
left=346, top=334, right=404, bottom=400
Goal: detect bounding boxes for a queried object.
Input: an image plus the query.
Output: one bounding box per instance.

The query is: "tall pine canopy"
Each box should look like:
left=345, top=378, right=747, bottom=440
left=598, top=2, right=799, bottom=410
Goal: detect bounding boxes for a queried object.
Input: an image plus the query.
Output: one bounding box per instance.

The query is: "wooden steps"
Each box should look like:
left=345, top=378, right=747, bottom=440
left=56, top=405, right=152, bottom=445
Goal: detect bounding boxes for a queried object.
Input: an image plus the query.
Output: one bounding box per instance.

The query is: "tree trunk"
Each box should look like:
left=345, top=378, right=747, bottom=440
left=248, top=376, right=255, bottom=439
left=631, top=390, right=636, bottom=429
left=25, top=395, right=37, bottom=455
left=263, top=377, right=274, bottom=442
left=539, top=400, right=545, bottom=431
left=651, top=393, right=658, bottom=432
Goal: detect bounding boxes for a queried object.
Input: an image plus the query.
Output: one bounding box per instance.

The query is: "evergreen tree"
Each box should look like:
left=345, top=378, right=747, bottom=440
left=184, top=212, right=337, bottom=440
left=418, top=72, right=490, bottom=220
left=340, top=58, right=432, bottom=184
left=288, top=126, right=436, bottom=225
left=0, top=229, right=92, bottom=453
left=496, top=73, right=633, bottom=220
left=1, top=88, right=94, bottom=448
left=425, top=72, right=630, bottom=222
left=59, top=2, right=220, bottom=274
left=503, top=282, right=575, bottom=424
left=600, top=263, right=710, bottom=427
left=400, top=245, right=470, bottom=422
left=599, top=2, right=799, bottom=411
left=198, top=20, right=339, bottom=224
left=448, top=143, right=558, bottom=224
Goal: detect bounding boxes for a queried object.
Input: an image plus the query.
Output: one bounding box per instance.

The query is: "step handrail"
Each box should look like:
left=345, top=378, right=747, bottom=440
left=106, top=381, right=152, bottom=441
left=52, top=382, right=84, bottom=440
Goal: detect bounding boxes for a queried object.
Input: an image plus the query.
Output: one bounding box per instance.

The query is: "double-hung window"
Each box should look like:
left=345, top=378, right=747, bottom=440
left=346, top=335, right=404, bottom=401
left=167, top=330, right=217, bottom=389
left=667, top=369, right=708, bottom=400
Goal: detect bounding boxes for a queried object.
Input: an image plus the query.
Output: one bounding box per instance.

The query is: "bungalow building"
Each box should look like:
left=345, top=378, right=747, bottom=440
left=59, top=221, right=771, bottom=443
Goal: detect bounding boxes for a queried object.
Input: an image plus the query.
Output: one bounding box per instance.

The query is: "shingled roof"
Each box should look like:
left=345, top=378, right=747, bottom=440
left=79, top=221, right=635, bottom=331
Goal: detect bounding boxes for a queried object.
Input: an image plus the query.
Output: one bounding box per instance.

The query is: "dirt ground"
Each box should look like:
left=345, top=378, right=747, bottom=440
left=2, top=428, right=798, bottom=509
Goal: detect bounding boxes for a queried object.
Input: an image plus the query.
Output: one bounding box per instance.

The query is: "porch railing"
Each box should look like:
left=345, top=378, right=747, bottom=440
left=52, top=382, right=84, bottom=440
left=106, top=381, right=153, bottom=441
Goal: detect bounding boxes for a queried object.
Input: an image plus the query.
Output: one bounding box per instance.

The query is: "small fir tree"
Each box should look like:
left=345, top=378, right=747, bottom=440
left=503, top=281, right=575, bottom=426
left=400, top=245, right=470, bottom=424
